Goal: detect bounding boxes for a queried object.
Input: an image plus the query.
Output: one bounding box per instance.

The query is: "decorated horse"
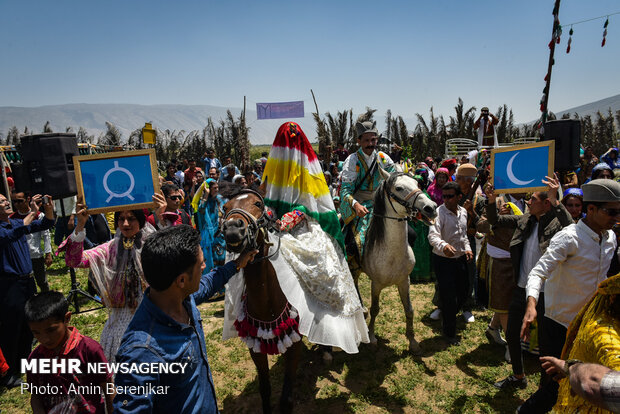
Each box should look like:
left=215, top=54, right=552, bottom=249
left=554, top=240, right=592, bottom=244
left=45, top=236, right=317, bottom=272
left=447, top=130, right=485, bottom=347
left=220, top=122, right=368, bottom=413
left=360, top=167, right=437, bottom=353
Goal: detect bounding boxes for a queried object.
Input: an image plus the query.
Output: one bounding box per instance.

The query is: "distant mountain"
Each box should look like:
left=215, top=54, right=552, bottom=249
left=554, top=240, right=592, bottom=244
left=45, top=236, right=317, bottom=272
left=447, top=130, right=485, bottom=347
left=1, top=94, right=618, bottom=145
left=0, top=103, right=318, bottom=145
left=536, top=93, right=620, bottom=123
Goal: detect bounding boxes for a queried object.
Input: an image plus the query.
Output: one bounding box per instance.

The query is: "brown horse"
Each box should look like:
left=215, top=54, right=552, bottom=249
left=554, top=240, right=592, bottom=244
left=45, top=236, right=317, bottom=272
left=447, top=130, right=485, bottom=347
left=220, top=189, right=301, bottom=414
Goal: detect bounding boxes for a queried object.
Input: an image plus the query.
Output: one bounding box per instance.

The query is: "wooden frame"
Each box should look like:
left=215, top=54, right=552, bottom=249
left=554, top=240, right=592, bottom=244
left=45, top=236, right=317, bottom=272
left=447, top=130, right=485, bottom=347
left=490, top=141, right=555, bottom=194
left=74, top=149, right=159, bottom=214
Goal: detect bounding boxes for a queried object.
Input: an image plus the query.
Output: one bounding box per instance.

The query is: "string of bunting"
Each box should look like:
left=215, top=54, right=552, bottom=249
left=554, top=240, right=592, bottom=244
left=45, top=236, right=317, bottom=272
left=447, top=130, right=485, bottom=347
left=539, top=9, right=618, bottom=119
left=558, top=11, right=619, bottom=54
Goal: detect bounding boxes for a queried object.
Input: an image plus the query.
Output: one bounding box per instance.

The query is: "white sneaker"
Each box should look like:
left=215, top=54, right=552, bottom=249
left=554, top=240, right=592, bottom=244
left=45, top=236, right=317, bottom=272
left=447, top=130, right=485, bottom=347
left=485, top=326, right=507, bottom=346
left=505, top=346, right=512, bottom=363
left=429, top=308, right=442, bottom=320
left=462, top=311, right=475, bottom=323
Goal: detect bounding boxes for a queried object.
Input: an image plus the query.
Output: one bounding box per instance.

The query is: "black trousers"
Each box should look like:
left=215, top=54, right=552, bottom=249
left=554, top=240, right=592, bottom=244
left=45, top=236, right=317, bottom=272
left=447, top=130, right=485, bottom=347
left=0, top=277, right=36, bottom=377
left=519, top=316, right=567, bottom=414
left=31, top=257, right=49, bottom=292
left=432, top=235, right=476, bottom=311
left=433, top=254, right=469, bottom=338
left=506, top=287, right=546, bottom=378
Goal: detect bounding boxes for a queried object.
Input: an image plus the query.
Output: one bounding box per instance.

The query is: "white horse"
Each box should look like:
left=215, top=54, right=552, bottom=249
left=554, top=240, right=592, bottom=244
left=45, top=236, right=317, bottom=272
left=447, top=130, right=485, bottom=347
left=360, top=168, right=437, bottom=353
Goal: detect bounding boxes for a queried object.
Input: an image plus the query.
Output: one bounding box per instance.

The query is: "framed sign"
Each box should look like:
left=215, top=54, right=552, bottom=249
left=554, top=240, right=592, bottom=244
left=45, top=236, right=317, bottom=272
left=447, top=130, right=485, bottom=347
left=490, top=141, right=555, bottom=194
left=74, top=149, right=159, bottom=214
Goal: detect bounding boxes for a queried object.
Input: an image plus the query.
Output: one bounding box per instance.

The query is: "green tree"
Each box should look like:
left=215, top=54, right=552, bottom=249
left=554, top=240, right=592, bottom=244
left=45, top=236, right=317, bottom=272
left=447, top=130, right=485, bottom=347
left=127, top=128, right=145, bottom=150
left=447, top=98, right=476, bottom=140
left=6, top=126, right=20, bottom=145
left=76, top=127, right=94, bottom=144
left=99, top=122, right=123, bottom=146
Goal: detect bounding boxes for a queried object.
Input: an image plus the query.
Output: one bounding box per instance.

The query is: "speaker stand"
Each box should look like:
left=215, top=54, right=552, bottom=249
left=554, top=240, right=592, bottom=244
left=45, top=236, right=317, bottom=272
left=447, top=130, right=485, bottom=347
left=59, top=199, right=104, bottom=314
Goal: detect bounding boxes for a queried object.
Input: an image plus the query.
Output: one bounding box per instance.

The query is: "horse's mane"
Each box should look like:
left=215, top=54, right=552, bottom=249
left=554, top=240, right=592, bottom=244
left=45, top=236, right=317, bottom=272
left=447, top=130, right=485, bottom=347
left=364, top=174, right=395, bottom=252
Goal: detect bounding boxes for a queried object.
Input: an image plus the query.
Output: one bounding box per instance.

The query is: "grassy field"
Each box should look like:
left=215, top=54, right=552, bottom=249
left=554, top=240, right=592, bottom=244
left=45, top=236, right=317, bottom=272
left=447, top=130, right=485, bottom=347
left=0, top=257, right=544, bottom=413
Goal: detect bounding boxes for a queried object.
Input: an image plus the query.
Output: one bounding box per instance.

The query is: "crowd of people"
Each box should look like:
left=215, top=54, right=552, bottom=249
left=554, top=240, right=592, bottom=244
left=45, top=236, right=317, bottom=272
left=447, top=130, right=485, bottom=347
left=0, top=115, right=619, bottom=413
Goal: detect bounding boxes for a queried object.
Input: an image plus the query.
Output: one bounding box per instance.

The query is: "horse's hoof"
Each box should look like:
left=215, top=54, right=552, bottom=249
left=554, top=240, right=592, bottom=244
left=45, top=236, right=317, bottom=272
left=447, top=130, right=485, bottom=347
left=409, top=341, right=422, bottom=355
left=322, top=351, right=333, bottom=365
left=369, top=336, right=378, bottom=347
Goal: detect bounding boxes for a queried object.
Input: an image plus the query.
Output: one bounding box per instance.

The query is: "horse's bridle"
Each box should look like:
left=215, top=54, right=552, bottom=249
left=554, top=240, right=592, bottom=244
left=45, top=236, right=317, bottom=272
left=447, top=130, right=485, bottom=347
left=376, top=172, right=423, bottom=222
left=220, top=189, right=280, bottom=264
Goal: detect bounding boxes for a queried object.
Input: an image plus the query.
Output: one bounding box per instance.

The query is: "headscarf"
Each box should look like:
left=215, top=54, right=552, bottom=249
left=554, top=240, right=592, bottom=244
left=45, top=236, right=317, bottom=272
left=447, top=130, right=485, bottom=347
left=262, top=121, right=345, bottom=251
left=563, top=187, right=583, bottom=199
left=427, top=167, right=450, bottom=205
left=591, top=162, right=613, bottom=181
left=86, top=223, right=155, bottom=308
left=191, top=179, right=210, bottom=213
left=561, top=274, right=620, bottom=359
left=232, top=174, right=245, bottom=184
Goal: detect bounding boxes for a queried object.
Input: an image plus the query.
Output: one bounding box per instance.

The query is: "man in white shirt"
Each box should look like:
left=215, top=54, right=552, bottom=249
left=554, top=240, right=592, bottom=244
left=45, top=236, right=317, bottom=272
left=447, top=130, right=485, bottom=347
left=10, top=191, right=52, bottom=292
left=491, top=175, right=572, bottom=391
left=428, top=181, right=473, bottom=344
left=518, top=179, right=620, bottom=413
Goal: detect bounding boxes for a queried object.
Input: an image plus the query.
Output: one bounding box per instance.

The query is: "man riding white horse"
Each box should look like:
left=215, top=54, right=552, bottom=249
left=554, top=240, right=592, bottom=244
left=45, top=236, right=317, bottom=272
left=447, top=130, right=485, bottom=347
left=340, top=120, right=396, bottom=279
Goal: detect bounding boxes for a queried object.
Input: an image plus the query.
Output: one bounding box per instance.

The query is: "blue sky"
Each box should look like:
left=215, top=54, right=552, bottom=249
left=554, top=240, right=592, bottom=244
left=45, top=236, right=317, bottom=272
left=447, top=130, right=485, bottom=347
left=0, top=0, right=618, bottom=124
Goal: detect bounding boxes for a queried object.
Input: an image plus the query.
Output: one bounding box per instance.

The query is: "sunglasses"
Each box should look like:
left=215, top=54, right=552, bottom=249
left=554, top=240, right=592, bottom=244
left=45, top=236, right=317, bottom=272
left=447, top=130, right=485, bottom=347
left=442, top=194, right=456, bottom=199
left=167, top=195, right=182, bottom=201
left=600, top=207, right=620, bottom=217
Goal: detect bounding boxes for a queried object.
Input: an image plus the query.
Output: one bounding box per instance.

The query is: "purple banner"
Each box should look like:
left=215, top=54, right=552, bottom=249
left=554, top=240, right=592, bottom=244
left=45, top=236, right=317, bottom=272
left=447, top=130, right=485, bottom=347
left=256, top=101, right=304, bottom=120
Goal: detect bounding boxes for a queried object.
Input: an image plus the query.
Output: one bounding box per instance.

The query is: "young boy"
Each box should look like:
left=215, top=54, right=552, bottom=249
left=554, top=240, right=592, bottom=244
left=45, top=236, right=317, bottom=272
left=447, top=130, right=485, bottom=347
left=25, top=291, right=113, bottom=414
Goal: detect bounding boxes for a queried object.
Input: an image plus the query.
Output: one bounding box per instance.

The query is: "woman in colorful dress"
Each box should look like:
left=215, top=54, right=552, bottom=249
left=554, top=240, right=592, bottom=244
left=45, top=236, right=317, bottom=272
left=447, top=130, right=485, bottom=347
left=194, top=178, right=226, bottom=270
left=58, top=206, right=156, bottom=363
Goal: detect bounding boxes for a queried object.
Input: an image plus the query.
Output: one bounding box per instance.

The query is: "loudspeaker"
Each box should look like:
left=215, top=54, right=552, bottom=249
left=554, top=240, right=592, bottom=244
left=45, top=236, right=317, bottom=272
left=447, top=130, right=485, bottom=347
left=19, top=133, right=79, bottom=198
left=542, top=119, right=581, bottom=172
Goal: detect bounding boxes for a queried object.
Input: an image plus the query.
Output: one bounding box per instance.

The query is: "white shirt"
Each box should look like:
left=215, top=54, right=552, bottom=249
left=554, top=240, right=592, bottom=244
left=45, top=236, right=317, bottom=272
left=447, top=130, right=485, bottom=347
left=175, top=170, right=185, bottom=183
left=53, top=196, right=76, bottom=218
left=518, top=222, right=542, bottom=288
left=17, top=211, right=52, bottom=259
left=428, top=204, right=471, bottom=258
left=526, top=220, right=616, bottom=328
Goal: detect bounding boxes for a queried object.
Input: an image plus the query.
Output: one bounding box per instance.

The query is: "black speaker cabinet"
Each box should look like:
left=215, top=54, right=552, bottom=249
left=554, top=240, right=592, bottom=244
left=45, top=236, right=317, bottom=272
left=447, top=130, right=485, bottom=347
left=542, top=119, right=581, bottom=172
left=19, top=133, right=79, bottom=198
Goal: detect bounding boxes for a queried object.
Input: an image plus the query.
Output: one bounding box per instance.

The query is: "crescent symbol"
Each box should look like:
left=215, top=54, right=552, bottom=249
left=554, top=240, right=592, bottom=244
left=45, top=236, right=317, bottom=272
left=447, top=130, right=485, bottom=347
left=506, top=152, right=535, bottom=186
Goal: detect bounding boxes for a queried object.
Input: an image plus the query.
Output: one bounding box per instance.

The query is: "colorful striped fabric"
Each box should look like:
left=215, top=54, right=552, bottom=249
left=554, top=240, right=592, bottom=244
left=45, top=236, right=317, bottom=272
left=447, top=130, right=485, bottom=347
left=262, top=122, right=345, bottom=252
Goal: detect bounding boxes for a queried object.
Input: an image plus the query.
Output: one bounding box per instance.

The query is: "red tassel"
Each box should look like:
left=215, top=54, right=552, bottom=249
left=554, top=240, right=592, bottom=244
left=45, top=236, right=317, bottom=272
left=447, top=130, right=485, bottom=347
left=273, top=327, right=281, bottom=337
left=602, top=37, right=606, bottom=47
left=544, top=73, right=549, bottom=82
left=548, top=39, right=554, bottom=49
left=540, top=104, right=545, bottom=112
left=260, top=342, right=267, bottom=354
left=566, top=44, right=571, bottom=53
left=556, top=36, right=561, bottom=44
